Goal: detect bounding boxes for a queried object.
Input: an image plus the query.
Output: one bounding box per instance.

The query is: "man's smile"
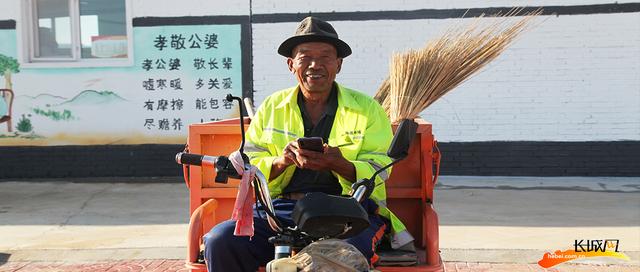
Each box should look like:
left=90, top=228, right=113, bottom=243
left=305, top=72, right=326, bottom=79
left=305, top=74, right=327, bottom=84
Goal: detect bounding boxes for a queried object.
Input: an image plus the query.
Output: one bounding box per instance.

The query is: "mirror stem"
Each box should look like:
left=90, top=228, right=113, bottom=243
left=369, top=157, right=402, bottom=183
left=226, top=94, right=246, bottom=154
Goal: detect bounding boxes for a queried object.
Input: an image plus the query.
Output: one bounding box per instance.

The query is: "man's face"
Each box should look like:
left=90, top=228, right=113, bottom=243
left=287, top=42, right=343, bottom=94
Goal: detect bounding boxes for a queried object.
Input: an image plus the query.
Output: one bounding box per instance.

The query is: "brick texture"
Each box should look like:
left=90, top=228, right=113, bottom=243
left=1, top=141, right=638, bottom=178
left=438, top=141, right=640, bottom=176
left=0, top=260, right=636, bottom=272
left=0, top=145, right=184, bottom=179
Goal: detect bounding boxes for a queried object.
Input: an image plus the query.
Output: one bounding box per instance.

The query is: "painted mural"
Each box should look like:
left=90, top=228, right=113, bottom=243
left=0, top=24, right=242, bottom=146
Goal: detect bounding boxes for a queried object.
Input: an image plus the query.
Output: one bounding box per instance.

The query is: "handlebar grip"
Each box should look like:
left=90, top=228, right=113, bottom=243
left=176, top=152, right=204, bottom=166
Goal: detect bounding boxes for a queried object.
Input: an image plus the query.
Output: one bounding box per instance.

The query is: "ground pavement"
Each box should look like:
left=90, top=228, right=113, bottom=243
left=0, top=176, right=638, bottom=271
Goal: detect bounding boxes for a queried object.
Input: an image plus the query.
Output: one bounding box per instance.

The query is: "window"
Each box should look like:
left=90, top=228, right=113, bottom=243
left=24, top=0, right=132, bottom=66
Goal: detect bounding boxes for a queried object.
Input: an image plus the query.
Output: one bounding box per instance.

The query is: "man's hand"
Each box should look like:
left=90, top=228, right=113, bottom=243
left=270, top=141, right=356, bottom=182
left=269, top=142, right=298, bottom=180
left=278, top=141, right=298, bottom=166
left=293, top=143, right=356, bottom=182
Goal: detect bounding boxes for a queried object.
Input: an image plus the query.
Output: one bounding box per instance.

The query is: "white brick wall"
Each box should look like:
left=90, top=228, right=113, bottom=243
left=1, top=0, right=20, bottom=20
left=252, top=9, right=640, bottom=142
left=132, top=0, right=248, bottom=17
left=0, top=0, right=249, bottom=20
left=252, top=0, right=639, bottom=13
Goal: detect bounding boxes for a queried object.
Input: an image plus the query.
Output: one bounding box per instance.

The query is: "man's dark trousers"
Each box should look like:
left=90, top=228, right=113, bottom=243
left=203, top=198, right=385, bottom=272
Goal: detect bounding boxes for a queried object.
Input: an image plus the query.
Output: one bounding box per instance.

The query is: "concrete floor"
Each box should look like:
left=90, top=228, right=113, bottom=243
left=0, top=176, right=638, bottom=268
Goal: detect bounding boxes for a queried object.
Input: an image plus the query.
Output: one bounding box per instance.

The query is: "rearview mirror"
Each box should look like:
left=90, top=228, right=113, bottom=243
left=387, top=119, right=418, bottom=160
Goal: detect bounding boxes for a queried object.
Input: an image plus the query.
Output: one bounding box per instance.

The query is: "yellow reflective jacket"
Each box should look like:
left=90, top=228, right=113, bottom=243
left=245, top=83, right=414, bottom=249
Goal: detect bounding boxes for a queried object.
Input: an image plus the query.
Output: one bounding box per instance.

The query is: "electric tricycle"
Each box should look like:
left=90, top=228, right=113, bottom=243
left=176, top=94, right=443, bottom=271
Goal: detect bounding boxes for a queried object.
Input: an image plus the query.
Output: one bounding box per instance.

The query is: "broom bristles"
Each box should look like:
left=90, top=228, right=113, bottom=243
left=375, top=8, right=542, bottom=123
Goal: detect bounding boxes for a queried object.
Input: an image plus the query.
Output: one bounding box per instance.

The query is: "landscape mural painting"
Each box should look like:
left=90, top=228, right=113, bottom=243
left=0, top=24, right=242, bottom=146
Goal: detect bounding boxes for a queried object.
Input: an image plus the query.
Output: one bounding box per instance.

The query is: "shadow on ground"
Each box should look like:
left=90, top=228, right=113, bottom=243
left=0, top=252, right=10, bottom=266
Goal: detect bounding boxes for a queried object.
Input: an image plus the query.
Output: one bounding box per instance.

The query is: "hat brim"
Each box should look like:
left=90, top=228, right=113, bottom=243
left=278, top=34, right=352, bottom=58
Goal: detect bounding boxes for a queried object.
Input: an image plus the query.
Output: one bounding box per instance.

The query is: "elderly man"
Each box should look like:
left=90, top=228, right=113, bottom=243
left=203, top=16, right=413, bottom=271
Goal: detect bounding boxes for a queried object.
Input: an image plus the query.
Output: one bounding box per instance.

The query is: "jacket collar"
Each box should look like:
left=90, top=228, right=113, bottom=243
left=275, top=83, right=362, bottom=111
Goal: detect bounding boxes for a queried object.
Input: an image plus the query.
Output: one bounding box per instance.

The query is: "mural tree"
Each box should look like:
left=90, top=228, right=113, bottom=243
left=0, top=54, right=20, bottom=90
left=0, top=54, right=19, bottom=133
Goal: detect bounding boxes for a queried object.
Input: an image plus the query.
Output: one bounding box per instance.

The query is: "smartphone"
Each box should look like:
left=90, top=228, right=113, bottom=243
left=297, top=137, right=324, bottom=152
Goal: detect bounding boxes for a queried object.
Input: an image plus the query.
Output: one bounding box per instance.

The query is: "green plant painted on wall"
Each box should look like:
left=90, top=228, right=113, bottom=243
left=0, top=113, right=43, bottom=139
left=16, top=114, right=33, bottom=133
left=0, top=54, right=20, bottom=90
left=32, top=107, right=74, bottom=121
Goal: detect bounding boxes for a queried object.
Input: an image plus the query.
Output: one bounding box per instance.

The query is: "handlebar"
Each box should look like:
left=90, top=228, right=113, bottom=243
left=352, top=184, right=368, bottom=202
left=175, top=152, right=218, bottom=167
left=176, top=151, right=282, bottom=233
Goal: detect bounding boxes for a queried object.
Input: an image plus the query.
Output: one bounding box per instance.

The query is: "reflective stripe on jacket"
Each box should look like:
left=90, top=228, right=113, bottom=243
left=245, top=83, right=414, bottom=249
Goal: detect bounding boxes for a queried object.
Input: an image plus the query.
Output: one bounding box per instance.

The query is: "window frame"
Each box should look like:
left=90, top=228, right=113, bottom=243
left=21, top=0, right=133, bottom=68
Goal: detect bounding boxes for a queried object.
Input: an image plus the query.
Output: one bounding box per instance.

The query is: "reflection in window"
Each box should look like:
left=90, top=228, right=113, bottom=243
left=36, top=0, right=71, bottom=58
left=80, top=0, right=128, bottom=59
left=28, top=0, right=129, bottom=63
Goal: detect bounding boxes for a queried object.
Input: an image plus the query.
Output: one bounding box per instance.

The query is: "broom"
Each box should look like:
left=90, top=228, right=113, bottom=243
left=375, top=8, right=542, bottom=123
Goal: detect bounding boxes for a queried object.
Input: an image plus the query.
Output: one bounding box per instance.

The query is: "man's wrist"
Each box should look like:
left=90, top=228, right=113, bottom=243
left=270, top=156, right=291, bottom=180
left=330, top=156, right=348, bottom=170
left=332, top=156, right=356, bottom=182
left=273, top=156, right=290, bottom=168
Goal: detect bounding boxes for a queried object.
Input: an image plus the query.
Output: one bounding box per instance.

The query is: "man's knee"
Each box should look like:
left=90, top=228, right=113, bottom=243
left=204, top=220, right=237, bottom=253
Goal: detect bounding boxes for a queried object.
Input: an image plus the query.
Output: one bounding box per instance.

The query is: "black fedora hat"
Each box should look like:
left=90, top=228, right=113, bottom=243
left=278, top=16, right=352, bottom=58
